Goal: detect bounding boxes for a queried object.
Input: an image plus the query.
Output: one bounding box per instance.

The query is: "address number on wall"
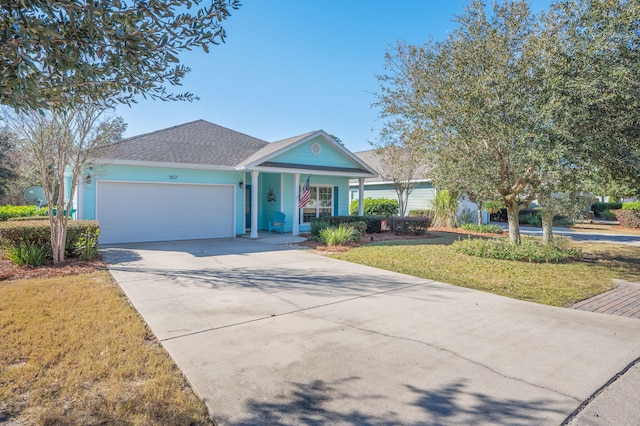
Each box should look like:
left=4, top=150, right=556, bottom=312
left=169, top=175, right=178, bottom=180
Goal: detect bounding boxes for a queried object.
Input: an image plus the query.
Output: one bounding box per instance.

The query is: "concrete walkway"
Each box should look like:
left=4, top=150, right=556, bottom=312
left=102, top=238, right=640, bottom=425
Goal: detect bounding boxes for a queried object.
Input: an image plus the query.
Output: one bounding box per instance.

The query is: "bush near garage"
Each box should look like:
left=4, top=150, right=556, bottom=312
left=409, top=209, right=434, bottom=219
left=389, top=216, right=430, bottom=236
left=349, top=198, right=398, bottom=217
left=0, top=205, right=48, bottom=221
left=0, top=220, right=100, bottom=259
left=312, top=215, right=384, bottom=234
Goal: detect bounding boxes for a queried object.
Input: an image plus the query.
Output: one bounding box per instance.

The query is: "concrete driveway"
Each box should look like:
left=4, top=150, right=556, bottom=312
left=102, top=238, right=640, bottom=425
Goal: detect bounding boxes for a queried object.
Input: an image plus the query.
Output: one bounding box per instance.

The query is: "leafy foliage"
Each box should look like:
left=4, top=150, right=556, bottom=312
left=622, top=201, right=640, bottom=211
left=0, top=0, right=240, bottom=111
left=349, top=198, right=398, bottom=217
left=615, top=210, right=640, bottom=228
left=452, top=236, right=582, bottom=263
left=314, top=215, right=382, bottom=234
left=309, top=219, right=331, bottom=241
left=431, top=189, right=458, bottom=228
left=461, top=224, right=504, bottom=234
left=0, top=205, right=47, bottom=221
left=74, top=228, right=101, bottom=261
left=4, top=243, right=50, bottom=266
left=457, top=208, right=475, bottom=225
left=0, top=220, right=100, bottom=258
left=389, top=217, right=430, bottom=235
left=319, top=224, right=361, bottom=246
left=599, top=210, right=617, bottom=221
left=409, top=209, right=433, bottom=219
left=592, top=202, right=623, bottom=214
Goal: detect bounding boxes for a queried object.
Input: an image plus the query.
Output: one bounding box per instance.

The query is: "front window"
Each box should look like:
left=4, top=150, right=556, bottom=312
left=302, top=186, right=333, bottom=222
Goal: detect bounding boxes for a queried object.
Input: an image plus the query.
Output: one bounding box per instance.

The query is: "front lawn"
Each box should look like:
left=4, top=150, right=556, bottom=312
left=328, top=232, right=640, bottom=307
left=0, top=271, right=212, bottom=425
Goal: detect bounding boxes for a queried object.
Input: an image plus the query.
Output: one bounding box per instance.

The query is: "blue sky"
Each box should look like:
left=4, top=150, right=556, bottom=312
left=115, top=0, right=552, bottom=153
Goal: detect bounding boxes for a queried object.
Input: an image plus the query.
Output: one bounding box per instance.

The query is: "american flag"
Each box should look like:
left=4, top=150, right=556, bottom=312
left=298, top=176, right=311, bottom=208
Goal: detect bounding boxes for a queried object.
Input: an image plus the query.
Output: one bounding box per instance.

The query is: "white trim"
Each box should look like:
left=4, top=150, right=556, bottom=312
left=348, top=178, right=432, bottom=187
left=98, top=159, right=237, bottom=171
left=279, top=173, right=284, bottom=212
left=300, top=184, right=334, bottom=226
left=246, top=165, right=375, bottom=178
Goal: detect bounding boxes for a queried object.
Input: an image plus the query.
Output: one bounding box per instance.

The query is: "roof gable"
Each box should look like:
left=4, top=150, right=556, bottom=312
left=240, top=130, right=377, bottom=176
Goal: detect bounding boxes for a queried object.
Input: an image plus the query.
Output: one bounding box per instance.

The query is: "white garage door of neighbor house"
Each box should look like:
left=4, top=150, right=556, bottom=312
left=97, top=181, right=234, bottom=244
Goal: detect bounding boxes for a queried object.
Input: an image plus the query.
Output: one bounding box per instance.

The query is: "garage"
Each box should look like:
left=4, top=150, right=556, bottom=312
left=97, top=181, right=235, bottom=244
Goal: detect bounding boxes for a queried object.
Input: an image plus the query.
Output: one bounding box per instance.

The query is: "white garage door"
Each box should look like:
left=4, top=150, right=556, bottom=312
left=97, top=181, right=234, bottom=244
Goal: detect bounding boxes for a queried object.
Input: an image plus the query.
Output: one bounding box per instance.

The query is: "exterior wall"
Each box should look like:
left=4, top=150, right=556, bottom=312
left=348, top=182, right=490, bottom=223
left=271, top=136, right=361, bottom=169
left=349, top=182, right=436, bottom=214
left=81, top=164, right=246, bottom=235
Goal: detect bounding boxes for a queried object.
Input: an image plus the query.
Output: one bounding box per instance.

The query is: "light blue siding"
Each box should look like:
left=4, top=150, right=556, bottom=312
left=349, top=182, right=436, bottom=214
left=271, top=137, right=361, bottom=170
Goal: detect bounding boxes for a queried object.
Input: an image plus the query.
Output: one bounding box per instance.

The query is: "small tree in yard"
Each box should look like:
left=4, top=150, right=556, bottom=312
left=5, top=106, right=126, bottom=263
left=373, top=129, right=429, bottom=217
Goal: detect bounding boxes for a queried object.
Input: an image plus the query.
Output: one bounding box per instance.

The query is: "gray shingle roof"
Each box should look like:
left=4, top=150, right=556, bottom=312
left=98, top=120, right=269, bottom=167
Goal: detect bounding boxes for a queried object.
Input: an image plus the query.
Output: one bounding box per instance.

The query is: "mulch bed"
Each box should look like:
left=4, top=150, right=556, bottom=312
left=298, top=226, right=498, bottom=253
left=0, top=256, right=107, bottom=281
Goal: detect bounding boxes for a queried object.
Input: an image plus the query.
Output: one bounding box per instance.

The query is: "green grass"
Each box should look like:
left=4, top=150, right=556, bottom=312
left=328, top=232, right=640, bottom=307
left=0, top=271, right=212, bottom=425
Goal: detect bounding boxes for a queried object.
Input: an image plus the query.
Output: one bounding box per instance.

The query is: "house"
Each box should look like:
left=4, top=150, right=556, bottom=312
left=73, top=120, right=377, bottom=244
left=348, top=149, right=489, bottom=222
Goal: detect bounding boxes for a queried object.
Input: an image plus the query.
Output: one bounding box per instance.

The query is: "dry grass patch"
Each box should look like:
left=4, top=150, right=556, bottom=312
left=328, top=232, right=640, bottom=307
left=0, top=271, right=212, bottom=425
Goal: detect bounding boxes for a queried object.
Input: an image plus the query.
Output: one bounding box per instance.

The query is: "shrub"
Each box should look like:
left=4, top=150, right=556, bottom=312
left=0, top=205, right=48, bottom=221
left=74, top=228, right=101, bottom=260
left=4, top=244, right=51, bottom=266
left=431, top=190, right=458, bottom=228
left=592, top=202, right=623, bottom=216
left=314, top=215, right=384, bottom=234
left=622, top=201, right=640, bottom=211
left=461, top=223, right=504, bottom=234
left=519, top=212, right=542, bottom=226
left=349, top=198, right=398, bottom=217
left=8, top=216, right=49, bottom=221
left=319, top=224, right=360, bottom=246
left=599, top=210, right=617, bottom=220
left=390, top=217, right=430, bottom=235
left=457, top=208, right=475, bottom=225
left=615, top=209, right=640, bottom=228
left=452, top=236, right=582, bottom=263
left=309, top=219, right=331, bottom=240
left=409, top=209, right=433, bottom=219
left=0, top=220, right=100, bottom=258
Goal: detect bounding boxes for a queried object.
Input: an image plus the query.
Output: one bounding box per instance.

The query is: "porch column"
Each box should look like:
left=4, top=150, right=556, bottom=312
left=250, top=171, right=259, bottom=239
left=279, top=173, right=284, bottom=212
left=293, top=173, right=300, bottom=236
left=358, top=177, right=365, bottom=216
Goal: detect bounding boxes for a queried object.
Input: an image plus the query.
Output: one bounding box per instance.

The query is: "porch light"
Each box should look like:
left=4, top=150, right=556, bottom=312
left=267, top=188, right=276, bottom=202
left=239, top=181, right=244, bottom=189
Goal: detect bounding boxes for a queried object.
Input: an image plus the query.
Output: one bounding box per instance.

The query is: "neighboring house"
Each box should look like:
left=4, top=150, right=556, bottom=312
left=348, top=149, right=489, bottom=222
left=72, top=120, right=377, bottom=244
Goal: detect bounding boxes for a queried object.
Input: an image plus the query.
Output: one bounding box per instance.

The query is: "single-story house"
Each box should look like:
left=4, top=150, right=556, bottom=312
left=348, top=149, right=489, bottom=222
left=72, top=120, right=377, bottom=244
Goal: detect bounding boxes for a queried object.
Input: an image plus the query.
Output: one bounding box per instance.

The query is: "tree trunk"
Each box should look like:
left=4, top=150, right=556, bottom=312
left=50, top=210, right=68, bottom=264
left=541, top=209, right=554, bottom=245
left=505, top=199, right=522, bottom=245
left=477, top=201, right=483, bottom=225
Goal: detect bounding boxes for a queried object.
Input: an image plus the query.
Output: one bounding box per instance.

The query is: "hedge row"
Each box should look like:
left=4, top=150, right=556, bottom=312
left=614, top=210, right=640, bottom=228
left=0, top=220, right=100, bottom=257
left=622, top=201, right=640, bottom=211
left=0, top=205, right=48, bottom=221
left=409, top=209, right=434, bottom=218
left=592, top=202, right=623, bottom=214
left=311, top=215, right=386, bottom=234
left=389, top=217, right=430, bottom=235
left=349, top=198, right=398, bottom=217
